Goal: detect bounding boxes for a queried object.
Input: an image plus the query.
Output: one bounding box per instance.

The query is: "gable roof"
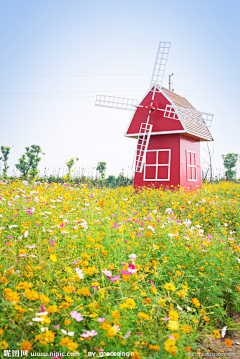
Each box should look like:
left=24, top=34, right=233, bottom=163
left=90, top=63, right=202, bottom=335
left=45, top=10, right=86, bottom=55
left=160, top=87, right=213, bottom=141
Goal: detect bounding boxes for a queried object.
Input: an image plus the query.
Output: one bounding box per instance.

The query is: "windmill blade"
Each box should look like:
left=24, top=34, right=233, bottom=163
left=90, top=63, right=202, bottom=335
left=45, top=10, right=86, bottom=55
left=164, top=105, right=214, bottom=127
left=150, top=41, right=171, bottom=91
left=95, top=95, right=138, bottom=111
left=134, top=123, right=153, bottom=173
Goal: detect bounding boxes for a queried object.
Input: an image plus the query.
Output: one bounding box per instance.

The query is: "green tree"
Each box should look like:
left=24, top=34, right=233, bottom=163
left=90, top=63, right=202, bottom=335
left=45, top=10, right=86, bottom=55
left=222, top=153, right=239, bottom=180
left=96, top=162, right=107, bottom=179
left=15, top=145, right=44, bottom=179
left=66, top=157, right=79, bottom=179
left=0, top=146, right=11, bottom=178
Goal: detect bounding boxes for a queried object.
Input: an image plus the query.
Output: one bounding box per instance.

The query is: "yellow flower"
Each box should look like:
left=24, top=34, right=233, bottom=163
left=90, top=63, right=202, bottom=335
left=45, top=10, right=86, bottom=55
left=4, top=288, right=20, bottom=303
left=169, top=311, right=179, bottom=321
left=125, top=298, right=136, bottom=309
left=158, top=298, right=166, bottom=307
left=77, top=287, right=90, bottom=296
left=203, top=315, right=210, bottom=322
left=47, top=305, right=58, bottom=313
left=168, top=320, right=179, bottom=331
left=0, top=329, right=3, bottom=335
left=50, top=253, right=57, bottom=262
left=191, top=298, right=200, bottom=308
left=14, top=305, right=26, bottom=313
left=181, top=324, right=192, bottom=334
left=175, top=271, right=181, bottom=276
left=137, top=312, right=149, bottom=320
left=112, top=310, right=120, bottom=319
left=102, top=322, right=112, bottom=331
left=21, top=341, right=32, bottom=350
left=25, top=289, right=39, bottom=300
left=60, top=337, right=70, bottom=346
left=16, top=281, right=33, bottom=290
left=107, top=326, right=117, bottom=338
left=40, top=293, right=50, bottom=305
left=164, top=338, right=177, bottom=355
left=151, top=286, right=157, bottom=294
left=213, top=330, right=221, bottom=338
left=164, top=283, right=176, bottom=291
left=68, top=340, right=78, bottom=349
left=149, top=344, right=159, bottom=350
left=64, top=319, right=71, bottom=325
left=0, top=340, right=8, bottom=349
left=172, top=333, right=180, bottom=340
left=65, top=295, right=74, bottom=303
left=225, top=338, right=232, bottom=347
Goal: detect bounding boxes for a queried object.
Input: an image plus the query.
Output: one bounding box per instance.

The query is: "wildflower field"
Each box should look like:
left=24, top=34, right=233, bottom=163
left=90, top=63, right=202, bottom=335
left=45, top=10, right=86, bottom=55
left=0, top=180, right=240, bottom=358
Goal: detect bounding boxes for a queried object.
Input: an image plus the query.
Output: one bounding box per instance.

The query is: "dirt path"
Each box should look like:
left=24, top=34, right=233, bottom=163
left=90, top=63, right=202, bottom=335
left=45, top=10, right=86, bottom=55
left=202, top=315, right=240, bottom=358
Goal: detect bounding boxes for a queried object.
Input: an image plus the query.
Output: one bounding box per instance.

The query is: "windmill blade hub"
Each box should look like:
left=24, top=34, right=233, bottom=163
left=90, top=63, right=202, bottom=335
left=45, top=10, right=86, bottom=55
left=143, top=100, right=158, bottom=116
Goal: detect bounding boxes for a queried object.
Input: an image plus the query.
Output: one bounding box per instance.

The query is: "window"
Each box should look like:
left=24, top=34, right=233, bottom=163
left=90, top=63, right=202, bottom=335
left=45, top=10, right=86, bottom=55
left=144, top=149, right=171, bottom=181
left=186, top=151, right=197, bottom=181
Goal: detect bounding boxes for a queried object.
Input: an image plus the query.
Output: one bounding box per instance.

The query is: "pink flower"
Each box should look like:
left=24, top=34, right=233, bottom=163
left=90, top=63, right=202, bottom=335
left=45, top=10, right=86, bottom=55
left=221, top=326, right=227, bottom=338
left=163, top=317, right=169, bottom=321
left=48, top=238, right=55, bottom=246
left=102, top=269, right=112, bottom=277
left=124, top=331, right=132, bottom=338
left=54, top=325, right=60, bottom=329
left=70, top=311, right=84, bottom=322
left=7, top=235, right=14, bottom=239
left=40, top=305, right=45, bottom=312
left=150, top=279, right=155, bottom=287
left=110, top=275, right=120, bottom=283
left=81, top=330, right=98, bottom=338
left=97, top=318, right=105, bottom=322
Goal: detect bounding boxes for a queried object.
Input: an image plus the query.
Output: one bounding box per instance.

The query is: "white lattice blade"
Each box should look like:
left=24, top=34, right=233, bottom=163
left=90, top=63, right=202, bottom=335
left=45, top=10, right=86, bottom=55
left=175, top=106, right=214, bottom=127
left=163, top=104, right=179, bottom=120
left=135, top=123, right=153, bottom=173
left=150, top=42, right=171, bottom=90
left=164, top=104, right=214, bottom=127
left=95, top=94, right=137, bottom=111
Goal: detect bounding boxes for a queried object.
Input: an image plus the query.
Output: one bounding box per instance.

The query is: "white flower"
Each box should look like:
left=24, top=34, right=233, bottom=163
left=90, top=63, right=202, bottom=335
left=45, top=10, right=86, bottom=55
left=24, top=230, right=29, bottom=238
left=184, top=219, right=191, bottom=227
left=40, top=327, right=49, bottom=332
left=236, top=258, right=240, bottom=264
left=177, top=305, right=183, bottom=311
left=129, top=254, right=137, bottom=260
left=61, top=329, right=74, bottom=336
left=35, top=312, right=48, bottom=316
left=76, top=268, right=84, bottom=279
left=32, top=317, right=44, bottom=322
left=186, top=307, right=191, bottom=312
left=152, top=210, right=157, bottom=214
left=147, top=225, right=155, bottom=233
left=102, top=269, right=112, bottom=277
left=165, top=208, right=173, bottom=214
left=127, top=268, right=137, bottom=274
left=221, top=326, right=227, bottom=338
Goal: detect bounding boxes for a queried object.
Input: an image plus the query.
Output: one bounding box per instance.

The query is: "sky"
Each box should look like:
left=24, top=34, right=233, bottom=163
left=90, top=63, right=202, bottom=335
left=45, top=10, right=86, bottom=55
left=0, top=0, right=240, bottom=178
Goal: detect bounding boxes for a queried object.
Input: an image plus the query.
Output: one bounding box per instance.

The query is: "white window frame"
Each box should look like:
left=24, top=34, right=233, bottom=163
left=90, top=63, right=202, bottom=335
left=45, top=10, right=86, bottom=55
left=186, top=150, right=197, bottom=182
left=144, top=149, right=171, bottom=181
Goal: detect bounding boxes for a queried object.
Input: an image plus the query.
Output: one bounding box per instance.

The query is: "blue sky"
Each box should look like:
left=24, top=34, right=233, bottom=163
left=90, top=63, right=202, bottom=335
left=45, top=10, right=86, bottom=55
left=0, top=0, right=240, bottom=178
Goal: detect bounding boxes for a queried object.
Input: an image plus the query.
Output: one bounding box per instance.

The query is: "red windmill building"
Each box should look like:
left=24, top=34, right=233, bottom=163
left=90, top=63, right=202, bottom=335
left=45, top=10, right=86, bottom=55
left=96, top=42, right=214, bottom=190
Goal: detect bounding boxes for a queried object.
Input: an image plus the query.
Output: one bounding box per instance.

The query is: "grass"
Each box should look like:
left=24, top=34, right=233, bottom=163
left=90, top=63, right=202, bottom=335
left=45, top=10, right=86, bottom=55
left=0, top=179, right=240, bottom=358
